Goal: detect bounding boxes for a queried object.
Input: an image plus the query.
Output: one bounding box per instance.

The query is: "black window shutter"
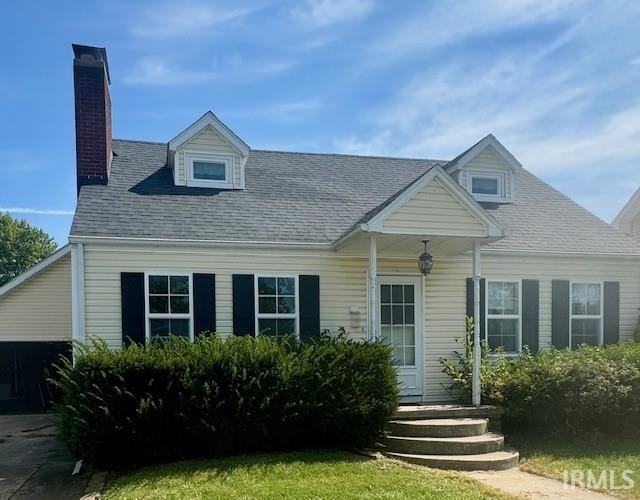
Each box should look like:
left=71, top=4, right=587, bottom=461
left=603, top=281, right=620, bottom=345
left=193, top=273, right=216, bottom=336
left=233, top=274, right=255, bottom=336
left=465, top=278, right=486, bottom=339
left=299, top=275, right=320, bottom=340
left=551, top=280, right=570, bottom=349
left=121, top=272, right=145, bottom=346
left=521, top=279, right=539, bottom=353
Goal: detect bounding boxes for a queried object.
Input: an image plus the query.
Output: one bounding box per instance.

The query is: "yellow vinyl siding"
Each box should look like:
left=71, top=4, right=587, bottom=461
left=382, top=179, right=486, bottom=236
left=466, top=146, right=509, bottom=170
left=82, top=243, right=640, bottom=402
left=0, top=254, right=72, bottom=341
left=175, top=126, right=242, bottom=187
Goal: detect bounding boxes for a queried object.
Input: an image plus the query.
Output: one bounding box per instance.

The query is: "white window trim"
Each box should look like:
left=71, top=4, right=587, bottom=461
left=254, top=274, right=300, bottom=339
left=144, top=271, right=194, bottom=341
left=467, top=170, right=508, bottom=202
left=569, top=280, right=604, bottom=349
left=185, top=151, right=234, bottom=189
left=485, top=279, right=522, bottom=354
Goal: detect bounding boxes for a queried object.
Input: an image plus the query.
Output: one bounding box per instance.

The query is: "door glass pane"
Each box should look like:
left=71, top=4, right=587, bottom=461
left=392, top=326, right=404, bottom=346
left=380, top=285, right=391, bottom=304
left=381, top=305, right=391, bottom=325
left=404, top=305, right=414, bottom=325
left=392, top=305, right=403, bottom=324
left=404, top=347, right=415, bottom=366
left=380, top=325, right=391, bottom=344
left=404, top=326, right=415, bottom=345
left=380, top=283, right=417, bottom=368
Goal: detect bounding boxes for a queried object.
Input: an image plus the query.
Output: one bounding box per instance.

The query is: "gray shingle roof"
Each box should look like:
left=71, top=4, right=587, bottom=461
left=70, top=139, right=640, bottom=255
left=71, top=140, right=438, bottom=244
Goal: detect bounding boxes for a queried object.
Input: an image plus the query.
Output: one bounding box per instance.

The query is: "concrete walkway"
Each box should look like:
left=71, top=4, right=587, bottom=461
left=465, top=468, right=617, bottom=499
left=0, top=414, right=90, bottom=499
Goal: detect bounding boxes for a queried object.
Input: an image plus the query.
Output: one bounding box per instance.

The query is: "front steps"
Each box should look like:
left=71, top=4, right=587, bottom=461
left=382, top=405, right=519, bottom=471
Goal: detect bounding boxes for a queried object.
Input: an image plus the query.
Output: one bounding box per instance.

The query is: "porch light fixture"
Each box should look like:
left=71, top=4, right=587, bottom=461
left=418, top=240, right=433, bottom=276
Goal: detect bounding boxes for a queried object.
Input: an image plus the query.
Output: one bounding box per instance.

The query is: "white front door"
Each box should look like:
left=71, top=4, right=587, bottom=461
left=378, top=276, right=423, bottom=397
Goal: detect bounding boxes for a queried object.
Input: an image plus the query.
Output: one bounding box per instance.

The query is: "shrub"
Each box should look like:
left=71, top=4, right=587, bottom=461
left=440, top=319, right=640, bottom=437
left=52, top=335, right=398, bottom=469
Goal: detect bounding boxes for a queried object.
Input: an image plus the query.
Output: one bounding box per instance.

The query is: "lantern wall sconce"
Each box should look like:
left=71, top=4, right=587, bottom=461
left=418, top=239, right=433, bottom=276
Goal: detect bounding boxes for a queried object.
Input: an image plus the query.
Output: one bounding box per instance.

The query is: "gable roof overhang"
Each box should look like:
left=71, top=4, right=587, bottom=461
left=0, top=244, right=71, bottom=298
left=334, top=165, right=506, bottom=253
left=168, top=111, right=250, bottom=157
left=444, top=133, right=522, bottom=173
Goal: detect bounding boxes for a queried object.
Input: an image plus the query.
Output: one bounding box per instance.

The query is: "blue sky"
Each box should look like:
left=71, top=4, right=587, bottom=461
left=2, top=0, right=640, bottom=245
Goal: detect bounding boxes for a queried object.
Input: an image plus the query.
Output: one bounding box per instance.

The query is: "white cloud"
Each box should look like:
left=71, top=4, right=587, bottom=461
left=133, top=2, right=254, bottom=39
left=369, top=0, right=583, bottom=65
left=125, top=58, right=214, bottom=86
left=291, top=0, right=374, bottom=29
left=224, top=99, right=323, bottom=122
left=125, top=56, right=294, bottom=86
left=0, top=207, right=75, bottom=216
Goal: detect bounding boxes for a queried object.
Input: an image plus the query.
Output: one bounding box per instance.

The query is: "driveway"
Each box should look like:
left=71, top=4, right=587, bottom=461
left=0, top=414, right=91, bottom=499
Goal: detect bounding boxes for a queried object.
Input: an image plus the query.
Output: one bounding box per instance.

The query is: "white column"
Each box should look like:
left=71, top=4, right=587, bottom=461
left=368, top=234, right=377, bottom=341
left=71, top=243, right=86, bottom=350
left=472, top=241, right=482, bottom=406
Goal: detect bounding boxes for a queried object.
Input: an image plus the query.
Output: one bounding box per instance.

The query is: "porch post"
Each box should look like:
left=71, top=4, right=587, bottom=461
left=472, top=241, right=482, bottom=406
left=368, top=233, right=377, bottom=341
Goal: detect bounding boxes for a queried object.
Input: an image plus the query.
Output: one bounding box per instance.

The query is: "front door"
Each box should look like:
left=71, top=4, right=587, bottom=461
left=378, top=276, right=423, bottom=397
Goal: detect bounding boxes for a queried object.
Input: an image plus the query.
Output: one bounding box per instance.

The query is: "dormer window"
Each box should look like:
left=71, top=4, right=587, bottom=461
left=186, top=152, right=234, bottom=189
left=468, top=171, right=508, bottom=202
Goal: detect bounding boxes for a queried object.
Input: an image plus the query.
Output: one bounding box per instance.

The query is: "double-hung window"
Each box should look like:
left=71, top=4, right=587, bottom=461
left=147, top=274, right=192, bottom=340
left=256, top=275, right=298, bottom=339
left=570, top=282, right=602, bottom=348
left=486, top=280, right=521, bottom=353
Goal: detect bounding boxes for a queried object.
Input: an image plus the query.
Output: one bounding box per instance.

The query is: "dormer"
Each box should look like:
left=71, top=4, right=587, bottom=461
left=445, top=134, right=521, bottom=204
left=168, top=112, right=250, bottom=190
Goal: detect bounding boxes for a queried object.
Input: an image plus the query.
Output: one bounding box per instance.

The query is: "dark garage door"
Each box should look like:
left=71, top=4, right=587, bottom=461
left=0, top=342, right=71, bottom=413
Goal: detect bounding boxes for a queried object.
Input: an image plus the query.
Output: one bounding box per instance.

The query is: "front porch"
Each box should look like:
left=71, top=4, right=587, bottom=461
left=336, top=166, right=506, bottom=405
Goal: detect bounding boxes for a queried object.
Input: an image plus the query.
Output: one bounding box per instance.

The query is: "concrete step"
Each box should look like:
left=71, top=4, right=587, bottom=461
left=384, top=432, right=504, bottom=455
left=387, top=418, right=488, bottom=438
left=385, top=449, right=520, bottom=471
left=394, top=404, right=502, bottom=421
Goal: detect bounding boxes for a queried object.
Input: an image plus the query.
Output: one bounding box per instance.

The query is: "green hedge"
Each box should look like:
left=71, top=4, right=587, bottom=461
left=441, top=324, right=640, bottom=436
left=52, top=336, right=398, bottom=469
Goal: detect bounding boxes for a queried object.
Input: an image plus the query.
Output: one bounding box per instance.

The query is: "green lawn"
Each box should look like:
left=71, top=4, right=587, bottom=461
left=104, top=450, right=513, bottom=500
left=512, top=433, right=640, bottom=499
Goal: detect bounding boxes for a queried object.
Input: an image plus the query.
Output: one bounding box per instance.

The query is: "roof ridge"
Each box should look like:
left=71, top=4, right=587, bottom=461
left=249, top=148, right=445, bottom=162
left=113, top=138, right=167, bottom=146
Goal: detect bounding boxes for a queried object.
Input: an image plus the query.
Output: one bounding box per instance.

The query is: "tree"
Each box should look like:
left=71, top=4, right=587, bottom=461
left=0, top=212, right=57, bottom=286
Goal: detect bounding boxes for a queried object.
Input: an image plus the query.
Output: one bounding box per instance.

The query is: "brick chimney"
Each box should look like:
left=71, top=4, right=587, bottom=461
left=73, top=44, right=112, bottom=194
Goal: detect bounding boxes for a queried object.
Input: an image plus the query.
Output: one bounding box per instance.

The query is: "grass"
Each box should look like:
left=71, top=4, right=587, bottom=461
left=511, top=433, right=640, bottom=499
left=103, top=450, right=513, bottom=500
